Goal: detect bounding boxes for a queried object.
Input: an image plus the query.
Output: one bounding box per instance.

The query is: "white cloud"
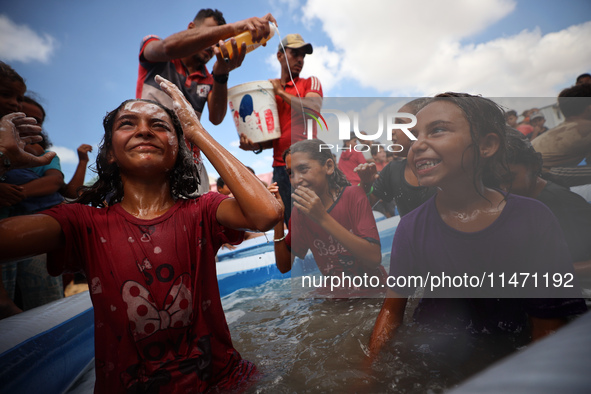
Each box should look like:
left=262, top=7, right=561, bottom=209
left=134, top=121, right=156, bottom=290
left=299, top=46, right=342, bottom=92
left=230, top=139, right=240, bottom=148
left=301, top=0, right=591, bottom=97
left=0, top=14, right=57, bottom=63
left=51, top=146, right=78, bottom=164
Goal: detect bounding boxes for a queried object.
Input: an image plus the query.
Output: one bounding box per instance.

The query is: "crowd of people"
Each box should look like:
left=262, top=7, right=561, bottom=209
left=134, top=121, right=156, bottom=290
left=0, top=6, right=590, bottom=392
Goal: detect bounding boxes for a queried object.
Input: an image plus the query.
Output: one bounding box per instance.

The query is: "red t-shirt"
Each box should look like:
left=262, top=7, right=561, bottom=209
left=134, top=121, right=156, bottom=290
left=338, top=150, right=366, bottom=185
left=43, top=194, right=250, bottom=392
left=273, top=76, right=323, bottom=167
left=286, top=186, right=384, bottom=281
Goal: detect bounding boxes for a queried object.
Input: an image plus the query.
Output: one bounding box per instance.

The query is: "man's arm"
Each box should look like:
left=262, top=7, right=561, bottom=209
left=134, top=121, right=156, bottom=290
left=239, top=133, right=274, bottom=152
left=269, top=78, right=322, bottom=112
left=142, top=14, right=276, bottom=63
left=207, top=39, right=246, bottom=125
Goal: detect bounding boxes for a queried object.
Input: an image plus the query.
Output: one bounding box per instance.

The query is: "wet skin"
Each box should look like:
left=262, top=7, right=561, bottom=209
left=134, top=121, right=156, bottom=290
left=109, top=101, right=179, bottom=178
left=408, top=100, right=476, bottom=190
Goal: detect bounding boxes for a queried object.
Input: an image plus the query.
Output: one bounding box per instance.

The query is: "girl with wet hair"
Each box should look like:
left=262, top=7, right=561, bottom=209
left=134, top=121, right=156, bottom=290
left=77, top=99, right=198, bottom=207
left=368, top=93, right=585, bottom=368
left=272, top=139, right=386, bottom=294
left=0, top=76, right=282, bottom=392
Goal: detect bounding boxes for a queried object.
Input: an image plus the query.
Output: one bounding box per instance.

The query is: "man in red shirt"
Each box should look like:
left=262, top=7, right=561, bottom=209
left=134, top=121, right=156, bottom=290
left=240, top=34, right=323, bottom=224
left=137, top=8, right=275, bottom=194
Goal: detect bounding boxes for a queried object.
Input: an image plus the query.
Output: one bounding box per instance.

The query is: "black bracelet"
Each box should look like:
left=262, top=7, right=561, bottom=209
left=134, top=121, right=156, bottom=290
left=253, top=144, right=263, bottom=154
left=212, top=73, right=229, bottom=84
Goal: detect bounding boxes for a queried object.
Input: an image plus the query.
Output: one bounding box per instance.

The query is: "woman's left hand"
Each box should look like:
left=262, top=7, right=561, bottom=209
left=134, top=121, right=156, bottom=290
left=292, top=186, right=326, bottom=223
left=155, top=75, right=205, bottom=142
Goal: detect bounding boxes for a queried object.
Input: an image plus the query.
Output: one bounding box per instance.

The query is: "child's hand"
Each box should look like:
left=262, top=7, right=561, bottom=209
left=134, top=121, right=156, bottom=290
left=292, top=186, right=326, bottom=223
left=155, top=75, right=206, bottom=141
left=354, top=162, right=378, bottom=185
left=77, top=144, right=93, bottom=163
left=267, top=182, right=284, bottom=208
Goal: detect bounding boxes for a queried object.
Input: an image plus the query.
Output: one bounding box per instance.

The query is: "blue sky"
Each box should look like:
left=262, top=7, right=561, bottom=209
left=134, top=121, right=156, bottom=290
left=2, top=0, right=590, bottom=183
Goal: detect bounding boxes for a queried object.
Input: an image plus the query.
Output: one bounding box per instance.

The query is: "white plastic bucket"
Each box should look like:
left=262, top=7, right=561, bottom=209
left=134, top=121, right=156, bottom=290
left=228, top=81, right=281, bottom=143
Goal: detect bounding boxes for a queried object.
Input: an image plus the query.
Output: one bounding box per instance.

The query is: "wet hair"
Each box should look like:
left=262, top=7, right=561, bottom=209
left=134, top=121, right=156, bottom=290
left=76, top=99, right=199, bottom=207
left=505, top=127, right=542, bottom=176
left=194, top=9, right=226, bottom=25
left=0, top=61, right=25, bottom=88
left=557, top=84, right=591, bottom=118
left=290, top=139, right=350, bottom=193
left=430, top=92, right=511, bottom=194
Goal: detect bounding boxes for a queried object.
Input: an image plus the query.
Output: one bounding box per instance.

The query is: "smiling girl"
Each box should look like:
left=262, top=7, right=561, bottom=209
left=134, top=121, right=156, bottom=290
left=368, top=93, right=585, bottom=364
left=0, top=76, right=282, bottom=392
left=273, top=139, right=386, bottom=295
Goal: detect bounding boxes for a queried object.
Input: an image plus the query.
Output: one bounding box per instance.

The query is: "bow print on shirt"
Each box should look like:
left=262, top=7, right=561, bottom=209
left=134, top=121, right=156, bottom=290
left=122, top=273, right=193, bottom=341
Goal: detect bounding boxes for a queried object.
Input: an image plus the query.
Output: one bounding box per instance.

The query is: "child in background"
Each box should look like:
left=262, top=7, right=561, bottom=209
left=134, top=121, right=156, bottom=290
left=0, top=76, right=282, bottom=392
left=216, top=176, right=232, bottom=196
left=62, top=143, right=93, bottom=199
left=368, top=93, right=586, bottom=364
left=501, top=129, right=591, bottom=278
left=273, top=140, right=386, bottom=294
left=370, top=145, right=387, bottom=172
left=338, top=132, right=366, bottom=185
left=355, top=98, right=436, bottom=217
left=0, top=67, right=65, bottom=317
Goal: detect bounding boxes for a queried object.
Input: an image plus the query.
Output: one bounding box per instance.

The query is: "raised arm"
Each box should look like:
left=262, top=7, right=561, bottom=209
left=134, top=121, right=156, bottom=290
left=143, top=14, right=277, bottom=63
left=269, top=78, right=322, bottom=112
left=206, top=39, right=247, bottom=125
left=354, top=162, right=380, bottom=206
left=62, top=144, right=92, bottom=199
left=156, top=75, right=282, bottom=231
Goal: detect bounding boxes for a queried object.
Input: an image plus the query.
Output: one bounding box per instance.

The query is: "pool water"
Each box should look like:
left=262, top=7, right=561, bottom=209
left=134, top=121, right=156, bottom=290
left=223, top=278, right=524, bottom=393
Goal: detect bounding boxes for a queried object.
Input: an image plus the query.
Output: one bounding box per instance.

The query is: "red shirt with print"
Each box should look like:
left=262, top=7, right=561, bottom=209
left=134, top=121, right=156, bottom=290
left=43, top=194, right=253, bottom=393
